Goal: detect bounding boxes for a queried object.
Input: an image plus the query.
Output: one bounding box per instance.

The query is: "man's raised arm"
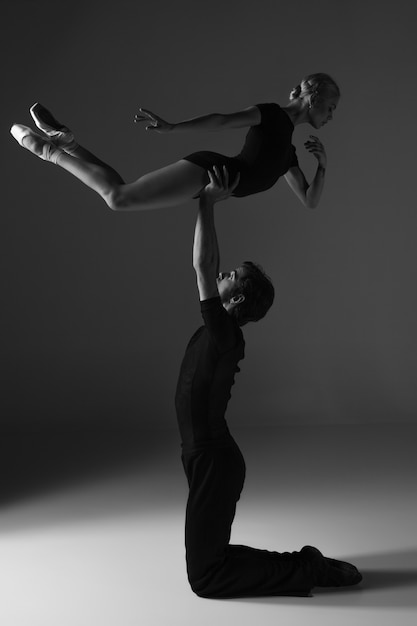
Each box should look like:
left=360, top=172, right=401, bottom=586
left=193, top=166, right=240, bottom=302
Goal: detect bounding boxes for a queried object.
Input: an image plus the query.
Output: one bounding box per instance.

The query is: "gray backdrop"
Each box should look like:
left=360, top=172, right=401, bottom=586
left=3, top=0, right=417, bottom=431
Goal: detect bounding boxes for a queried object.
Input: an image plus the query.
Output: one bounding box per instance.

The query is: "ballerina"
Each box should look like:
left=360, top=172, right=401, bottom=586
left=10, top=72, right=339, bottom=212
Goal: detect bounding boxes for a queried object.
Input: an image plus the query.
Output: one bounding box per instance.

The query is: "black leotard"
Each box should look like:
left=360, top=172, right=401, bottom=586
left=182, top=103, right=298, bottom=198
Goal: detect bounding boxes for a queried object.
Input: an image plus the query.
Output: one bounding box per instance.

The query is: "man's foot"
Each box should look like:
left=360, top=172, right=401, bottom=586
left=10, top=124, right=62, bottom=164
left=301, top=545, right=362, bottom=587
left=30, top=103, right=78, bottom=153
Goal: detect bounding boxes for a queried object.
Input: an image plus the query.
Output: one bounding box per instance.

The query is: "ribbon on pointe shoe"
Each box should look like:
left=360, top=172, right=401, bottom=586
left=30, top=103, right=78, bottom=154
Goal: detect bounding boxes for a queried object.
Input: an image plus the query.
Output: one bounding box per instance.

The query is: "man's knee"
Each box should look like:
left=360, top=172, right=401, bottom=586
left=189, top=579, right=217, bottom=599
left=187, top=567, right=222, bottom=599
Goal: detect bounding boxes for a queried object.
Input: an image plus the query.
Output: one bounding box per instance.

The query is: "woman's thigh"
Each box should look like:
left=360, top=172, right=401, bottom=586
left=120, top=159, right=208, bottom=210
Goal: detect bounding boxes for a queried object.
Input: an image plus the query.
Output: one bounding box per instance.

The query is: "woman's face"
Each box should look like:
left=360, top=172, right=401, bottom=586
left=309, top=94, right=339, bottom=129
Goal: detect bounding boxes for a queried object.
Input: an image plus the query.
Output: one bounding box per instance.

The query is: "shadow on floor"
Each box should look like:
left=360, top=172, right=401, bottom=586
left=234, top=549, right=417, bottom=608
left=1, top=425, right=178, bottom=509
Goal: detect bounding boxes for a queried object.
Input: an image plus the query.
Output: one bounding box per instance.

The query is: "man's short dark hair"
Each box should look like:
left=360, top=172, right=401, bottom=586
left=232, top=261, right=275, bottom=326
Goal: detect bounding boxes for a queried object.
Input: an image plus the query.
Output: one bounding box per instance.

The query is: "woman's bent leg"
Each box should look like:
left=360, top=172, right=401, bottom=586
left=55, top=150, right=124, bottom=202
left=56, top=155, right=207, bottom=211
left=12, top=122, right=208, bottom=211
left=110, top=160, right=207, bottom=211
left=21, top=104, right=209, bottom=210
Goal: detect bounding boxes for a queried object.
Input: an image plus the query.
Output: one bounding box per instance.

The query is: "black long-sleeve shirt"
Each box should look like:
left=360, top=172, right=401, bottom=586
left=175, top=297, right=245, bottom=451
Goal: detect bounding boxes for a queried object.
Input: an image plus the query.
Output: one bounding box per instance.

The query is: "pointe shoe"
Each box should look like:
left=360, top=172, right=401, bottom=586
left=10, top=124, right=62, bottom=164
left=30, top=102, right=78, bottom=153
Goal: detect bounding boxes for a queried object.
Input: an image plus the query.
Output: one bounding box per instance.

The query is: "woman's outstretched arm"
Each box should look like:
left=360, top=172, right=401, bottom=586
left=134, top=106, right=261, bottom=133
left=284, top=135, right=327, bottom=209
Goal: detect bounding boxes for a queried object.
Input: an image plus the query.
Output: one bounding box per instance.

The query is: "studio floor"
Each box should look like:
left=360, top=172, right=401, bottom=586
left=1, top=423, right=416, bottom=626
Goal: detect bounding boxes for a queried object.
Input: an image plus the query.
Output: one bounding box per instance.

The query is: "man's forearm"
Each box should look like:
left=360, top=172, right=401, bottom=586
left=193, top=196, right=220, bottom=271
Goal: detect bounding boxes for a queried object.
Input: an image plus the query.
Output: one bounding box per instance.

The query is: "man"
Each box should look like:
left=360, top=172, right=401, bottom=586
left=175, top=166, right=362, bottom=598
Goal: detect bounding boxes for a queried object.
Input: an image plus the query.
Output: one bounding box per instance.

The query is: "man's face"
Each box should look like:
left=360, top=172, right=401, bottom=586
left=217, top=266, right=246, bottom=304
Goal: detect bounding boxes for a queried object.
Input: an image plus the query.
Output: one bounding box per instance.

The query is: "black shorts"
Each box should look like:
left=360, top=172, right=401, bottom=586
left=182, top=151, right=243, bottom=196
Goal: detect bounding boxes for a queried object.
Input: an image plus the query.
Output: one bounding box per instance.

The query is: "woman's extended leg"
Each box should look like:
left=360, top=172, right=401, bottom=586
left=11, top=109, right=208, bottom=211
left=55, top=151, right=208, bottom=211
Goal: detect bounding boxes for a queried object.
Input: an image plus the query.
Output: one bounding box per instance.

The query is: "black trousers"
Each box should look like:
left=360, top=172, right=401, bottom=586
left=181, top=437, right=315, bottom=598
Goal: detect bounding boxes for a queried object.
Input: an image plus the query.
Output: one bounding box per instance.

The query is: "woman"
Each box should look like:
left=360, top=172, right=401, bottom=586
left=10, top=73, right=339, bottom=212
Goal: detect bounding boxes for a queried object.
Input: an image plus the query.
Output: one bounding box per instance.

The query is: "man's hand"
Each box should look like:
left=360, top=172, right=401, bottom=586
left=304, top=135, right=327, bottom=169
left=133, top=108, right=174, bottom=132
left=201, top=166, right=241, bottom=204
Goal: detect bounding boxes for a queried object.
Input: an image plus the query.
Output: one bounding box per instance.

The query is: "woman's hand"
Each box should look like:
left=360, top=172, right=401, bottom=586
left=304, top=135, right=327, bottom=168
left=133, top=108, right=174, bottom=132
left=201, top=166, right=240, bottom=204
